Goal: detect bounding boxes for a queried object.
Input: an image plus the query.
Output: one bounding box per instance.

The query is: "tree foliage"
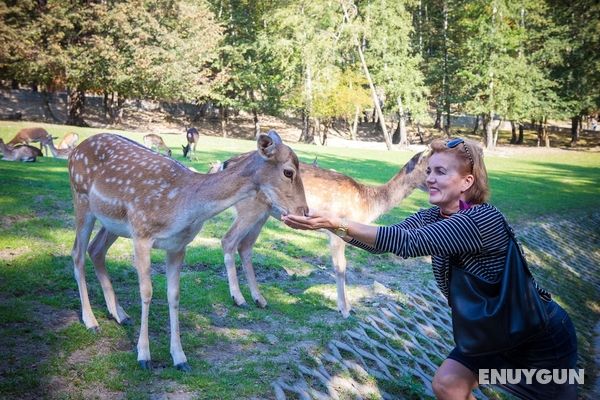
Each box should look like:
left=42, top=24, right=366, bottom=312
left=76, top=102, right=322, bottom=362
left=0, top=0, right=597, bottom=147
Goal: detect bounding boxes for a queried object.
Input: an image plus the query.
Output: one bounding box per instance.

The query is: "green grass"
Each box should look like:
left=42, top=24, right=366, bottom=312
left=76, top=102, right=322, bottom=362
left=0, top=121, right=599, bottom=399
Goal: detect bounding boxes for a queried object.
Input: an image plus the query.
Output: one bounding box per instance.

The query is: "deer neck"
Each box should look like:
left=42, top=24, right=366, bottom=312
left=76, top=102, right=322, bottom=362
left=184, top=153, right=260, bottom=221
left=47, top=141, right=59, bottom=157
left=367, top=168, right=419, bottom=218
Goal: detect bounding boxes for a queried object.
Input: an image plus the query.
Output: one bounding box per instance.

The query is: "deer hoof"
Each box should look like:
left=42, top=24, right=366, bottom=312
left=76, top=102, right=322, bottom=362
left=232, top=296, right=248, bottom=308
left=120, top=317, right=132, bottom=326
left=88, top=325, right=101, bottom=334
left=175, top=362, right=192, bottom=372
left=254, top=298, right=268, bottom=308
left=138, top=360, right=152, bottom=370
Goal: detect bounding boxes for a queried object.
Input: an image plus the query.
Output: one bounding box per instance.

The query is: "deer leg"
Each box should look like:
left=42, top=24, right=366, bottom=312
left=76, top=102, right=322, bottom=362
left=238, top=212, right=270, bottom=308
left=329, top=234, right=351, bottom=318
left=133, top=238, right=154, bottom=369
left=166, top=249, right=190, bottom=371
left=71, top=201, right=99, bottom=331
left=222, top=218, right=250, bottom=307
left=88, top=227, right=130, bottom=324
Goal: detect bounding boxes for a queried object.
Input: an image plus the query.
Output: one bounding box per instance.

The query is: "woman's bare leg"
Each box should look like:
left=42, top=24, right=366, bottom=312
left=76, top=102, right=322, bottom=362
left=432, top=359, right=478, bottom=400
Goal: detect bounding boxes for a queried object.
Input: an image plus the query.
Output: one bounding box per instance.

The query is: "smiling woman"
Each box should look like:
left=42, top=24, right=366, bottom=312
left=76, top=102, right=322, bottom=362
left=282, top=137, right=579, bottom=400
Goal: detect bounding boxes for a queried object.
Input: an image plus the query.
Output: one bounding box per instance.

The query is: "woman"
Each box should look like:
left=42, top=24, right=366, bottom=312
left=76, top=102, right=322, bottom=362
left=282, top=138, right=578, bottom=400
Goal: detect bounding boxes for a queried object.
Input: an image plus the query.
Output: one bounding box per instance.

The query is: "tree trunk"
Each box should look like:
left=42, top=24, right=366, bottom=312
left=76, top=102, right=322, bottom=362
left=66, top=87, right=88, bottom=126
left=114, top=94, right=125, bottom=123
left=416, top=122, right=424, bottom=144
left=220, top=106, right=227, bottom=137
left=396, top=96, right=408, bottom=147
left=299, top=108, right=314, bottom=143
left=472, top=115, right=480, bottom=134
left=252, top=108, right=260, bottom=138
left=434, top=107, right=443, bottom=130
left=492, top=118, right=503, bottom=148
left=341, top=1, right=392, bottom=150
left=41, top=89, right=60, bottom=122
left=543, top=116, right=550, bottom=147
left=517, top=123, right=524, bottom=144
left=486, top=111, right=494, bottom=149
left=442, top=0, right=450, bottom=136
left=570, top=116, right=580, bottom=146
left=103, top=91, right=112, bottom=119
left=510, top=121, right=517, bottom=144
left=351, top=105, right=359, bottom=140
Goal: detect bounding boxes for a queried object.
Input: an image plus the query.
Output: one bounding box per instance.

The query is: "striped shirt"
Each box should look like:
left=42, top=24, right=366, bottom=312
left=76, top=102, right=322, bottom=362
left=349, top=203, right=551, bottom=301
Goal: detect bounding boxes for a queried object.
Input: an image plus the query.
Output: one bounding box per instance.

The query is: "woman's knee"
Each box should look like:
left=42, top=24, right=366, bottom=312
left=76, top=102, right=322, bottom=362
left=432, top=359, right=477, bottom=399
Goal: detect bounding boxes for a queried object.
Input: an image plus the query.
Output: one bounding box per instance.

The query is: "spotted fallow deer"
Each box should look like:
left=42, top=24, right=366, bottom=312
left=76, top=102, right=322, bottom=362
left=57, top=132, right=79, bottom=149
left=68, top=131, right=307, bottom=371
left=42, top=136, right=72, bottom=159
left=213, top=150, right=429, bottom=317
left=0, top=138, right=40, bottom=162
left=143, top=133, right=172, bottom=157
left=182, top=127, right=199, bottom=158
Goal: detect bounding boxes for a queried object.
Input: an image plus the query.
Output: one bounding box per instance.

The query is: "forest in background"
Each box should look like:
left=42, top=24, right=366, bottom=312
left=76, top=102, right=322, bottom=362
left=0, top=0, right=598, bottom=149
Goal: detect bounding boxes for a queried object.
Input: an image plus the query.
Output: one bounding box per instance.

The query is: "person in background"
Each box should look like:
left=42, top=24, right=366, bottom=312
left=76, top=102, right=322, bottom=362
left=283, top=138, right=578, bottom=400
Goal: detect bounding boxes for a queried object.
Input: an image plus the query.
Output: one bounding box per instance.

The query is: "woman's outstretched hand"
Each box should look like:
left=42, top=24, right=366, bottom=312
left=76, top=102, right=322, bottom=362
left=282, top=213, right=340, bottom=231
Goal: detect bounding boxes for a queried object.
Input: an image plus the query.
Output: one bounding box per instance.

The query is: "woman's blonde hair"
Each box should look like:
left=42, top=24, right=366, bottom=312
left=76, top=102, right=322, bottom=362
left=429, top=138, right=490, bottom=204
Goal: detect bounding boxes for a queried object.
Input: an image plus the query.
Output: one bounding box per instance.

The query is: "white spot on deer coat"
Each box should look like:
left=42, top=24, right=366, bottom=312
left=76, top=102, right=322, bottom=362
left=167, top=189, right=179, bottom=199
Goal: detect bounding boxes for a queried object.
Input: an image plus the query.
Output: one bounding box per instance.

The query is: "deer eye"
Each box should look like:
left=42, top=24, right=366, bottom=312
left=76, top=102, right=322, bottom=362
left=283, top=169, right=294, bottom=180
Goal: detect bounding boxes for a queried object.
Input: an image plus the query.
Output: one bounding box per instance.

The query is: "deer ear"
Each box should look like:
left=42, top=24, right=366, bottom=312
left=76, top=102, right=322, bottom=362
left=267, top=130, right=283, bottom=145
left=257, top=134, right=276, bottom=159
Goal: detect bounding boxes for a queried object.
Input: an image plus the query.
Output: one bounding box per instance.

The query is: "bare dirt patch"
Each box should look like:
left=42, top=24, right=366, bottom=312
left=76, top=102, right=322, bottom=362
left=0, top=246, right=31, bottom=261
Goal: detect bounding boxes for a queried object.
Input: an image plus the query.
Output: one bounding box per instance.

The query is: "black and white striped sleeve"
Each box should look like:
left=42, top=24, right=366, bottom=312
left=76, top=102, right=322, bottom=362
left=375, top=213, right=483, bottom=258
left=347, top=211, right=427, bottom=253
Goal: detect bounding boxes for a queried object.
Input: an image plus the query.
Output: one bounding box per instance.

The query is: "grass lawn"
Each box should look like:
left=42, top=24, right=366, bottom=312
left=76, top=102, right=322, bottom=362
left=0, top=121, right=599, bottom=399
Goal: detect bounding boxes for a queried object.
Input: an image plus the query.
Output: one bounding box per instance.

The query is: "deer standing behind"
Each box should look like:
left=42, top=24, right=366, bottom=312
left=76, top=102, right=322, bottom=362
left=42, top=136, right=72, bottom=159
left=213, top=151, right=429, bottom=317
left=143, top=133, right=172, bottom=157
left=68, top=131, right=307, bottom=371
left=182, top=127, right=199, bottom=159
left=0, top=138, right=40, bottom=162
left=8, top=127, right=54, bottom=155
left=57, top=132, right=79, bottom=149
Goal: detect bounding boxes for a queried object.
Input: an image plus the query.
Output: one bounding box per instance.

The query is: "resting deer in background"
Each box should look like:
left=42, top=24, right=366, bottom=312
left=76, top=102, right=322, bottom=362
left=143, top=133, right=172, bottom=157
left=57, top=132, right=79, bottom=149
left=8, top=127, right=54, bottom=155
left=0, top=138, right=40, bottom=162
left=182, top=127, right=199, bottom=159
left=68, top=131, right=307, bottom=371
left=212, top=150, right=429, bottom=317
left=42, top=136, right=72, bottom=159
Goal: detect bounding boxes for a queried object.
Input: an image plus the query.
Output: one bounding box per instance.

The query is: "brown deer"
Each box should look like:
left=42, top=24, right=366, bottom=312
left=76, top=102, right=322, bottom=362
left=182, top=127, right=199, bottom=159
left=42, top=136, right=72, bottom=159
left=8, top=127, right=54, bottom=155
left=57, top=132, right=79, bottom=149
left=143, top=133, right=172, bottom=157
left=214, top=150, right=429, bottom=317
left=68, top=131, right=307, bottom=371
left=0, top=138, right=40, bottom=162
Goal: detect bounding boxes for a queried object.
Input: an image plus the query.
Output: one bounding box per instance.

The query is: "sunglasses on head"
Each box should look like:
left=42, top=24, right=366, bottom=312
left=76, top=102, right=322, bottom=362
left=446, top=138, right=474, bottom=168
